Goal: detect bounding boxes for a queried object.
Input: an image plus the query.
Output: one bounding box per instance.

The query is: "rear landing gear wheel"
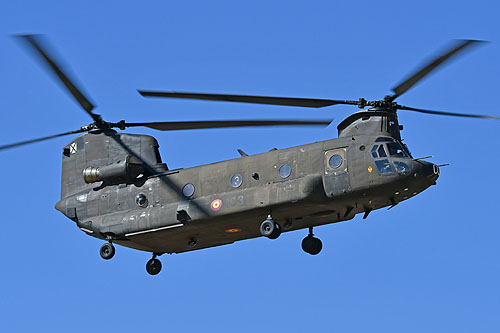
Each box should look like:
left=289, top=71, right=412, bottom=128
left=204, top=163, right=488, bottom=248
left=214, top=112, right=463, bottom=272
left=146, top=258, right=162, bottom=275
left=301, top=227, right=322, bottom=255
left=100, top=242, right=115, bottom=260
left=260, top=215, right=281, bottom=239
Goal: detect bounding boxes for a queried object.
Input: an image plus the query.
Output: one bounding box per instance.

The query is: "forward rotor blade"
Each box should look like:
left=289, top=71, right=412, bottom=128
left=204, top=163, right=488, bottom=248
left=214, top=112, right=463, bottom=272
left=14, top=34, right=101, bottom=122
left=391, top=40, right=486, bottom=99
left=398, top=105, right=500, bottom=120
left=0, top=128, right=86, bottom=151
left=138, top=90, right=358, bottom=108
left=124, top=119, right=332, bottom=131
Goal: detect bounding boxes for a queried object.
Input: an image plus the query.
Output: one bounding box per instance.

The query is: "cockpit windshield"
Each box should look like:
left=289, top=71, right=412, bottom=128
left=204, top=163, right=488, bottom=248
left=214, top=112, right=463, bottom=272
left=370, top=138, right=412, bottom=176
left=387, top=142, right=407, bottom=157
left=373, top=137, right=410, bottom=158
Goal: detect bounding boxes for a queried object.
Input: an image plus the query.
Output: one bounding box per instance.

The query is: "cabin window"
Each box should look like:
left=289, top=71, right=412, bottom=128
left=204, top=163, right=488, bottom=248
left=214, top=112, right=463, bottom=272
left=279, top=164, right=291, bottom=178
left=135, top=193, right=148, bottom=208
left=230, top=174, right=243, bottom=188
left=375, top=159, right=393, bottom=174
left=182, top=184, right=195, bottom=197
left=329, top=154, right=343, bottom=169
left=387, top=142, right=407, bottom=157
left=371, top=145, right=378, bottom=158
left=324, top=148, right=347, bottom=175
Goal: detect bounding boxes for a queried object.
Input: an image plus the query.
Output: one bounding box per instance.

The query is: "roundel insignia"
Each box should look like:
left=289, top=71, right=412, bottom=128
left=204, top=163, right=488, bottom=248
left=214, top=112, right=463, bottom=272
left=210, top=199, right=222, bottom=211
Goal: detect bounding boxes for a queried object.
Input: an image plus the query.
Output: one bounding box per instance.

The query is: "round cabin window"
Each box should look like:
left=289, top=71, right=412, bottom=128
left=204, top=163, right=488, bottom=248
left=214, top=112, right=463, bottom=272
left=230, top=174, right=243, bottom=188
left=329, top=154, right=343, bottom=169
left=182, top=183, right=195, bottom=197
left=279, top=164, right=291, bottom=178
left=135, top=193, right=148, bottom=208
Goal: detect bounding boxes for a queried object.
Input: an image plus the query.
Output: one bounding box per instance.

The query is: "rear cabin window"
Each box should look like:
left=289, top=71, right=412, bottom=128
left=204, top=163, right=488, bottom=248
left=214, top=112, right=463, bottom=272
left=230, top=174, right=243, bottom=187
left=279, top=164, right=291, bottom=178
left=182, top=184, right=195, bottom=197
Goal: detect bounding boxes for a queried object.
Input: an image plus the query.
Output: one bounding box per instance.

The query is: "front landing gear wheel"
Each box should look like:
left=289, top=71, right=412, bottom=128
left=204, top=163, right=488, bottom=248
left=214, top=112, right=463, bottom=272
left=260, top=215, right=281, bottom=239
left=302, top=228, right=322, bottom=255
left=100, top=242, right=115, bottom=260
left=301, top=236, right=322, bottom=255
left=146, top=258, right=162, bottom=275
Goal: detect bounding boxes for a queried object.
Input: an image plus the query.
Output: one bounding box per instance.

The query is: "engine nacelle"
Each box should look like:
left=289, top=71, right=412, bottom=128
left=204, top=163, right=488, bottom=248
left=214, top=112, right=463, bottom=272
left=83, top=156, right=144, bottom=183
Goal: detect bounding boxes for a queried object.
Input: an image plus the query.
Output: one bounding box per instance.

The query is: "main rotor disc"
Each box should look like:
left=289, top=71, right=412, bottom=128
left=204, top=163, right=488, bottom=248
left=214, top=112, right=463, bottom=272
left=138, top=39, right=499, bottom=120
left=1, top=34, right=333, bottom=152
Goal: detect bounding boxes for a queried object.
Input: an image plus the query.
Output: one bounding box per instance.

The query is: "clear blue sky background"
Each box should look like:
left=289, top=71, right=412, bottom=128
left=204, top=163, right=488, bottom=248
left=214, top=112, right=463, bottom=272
left=0, top=1, right=499, bottom=332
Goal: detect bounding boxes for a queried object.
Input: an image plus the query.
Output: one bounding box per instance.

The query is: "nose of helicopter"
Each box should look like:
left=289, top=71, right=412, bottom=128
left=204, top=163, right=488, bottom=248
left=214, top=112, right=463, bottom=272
left=417, top=160, right=440, bottom=183
left=393, top=160, right=440, bottom=203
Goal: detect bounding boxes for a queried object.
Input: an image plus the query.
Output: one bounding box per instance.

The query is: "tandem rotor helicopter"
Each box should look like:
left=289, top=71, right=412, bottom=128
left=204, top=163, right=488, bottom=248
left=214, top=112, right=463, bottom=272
left=2, top=35, right=498, bottom=275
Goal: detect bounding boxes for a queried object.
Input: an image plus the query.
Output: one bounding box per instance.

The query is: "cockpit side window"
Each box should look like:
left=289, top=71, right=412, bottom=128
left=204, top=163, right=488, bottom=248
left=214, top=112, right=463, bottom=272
left=371, top=144, right=389, bottom=158
left=371, top=143, right=394, bottom=175
left=378, top=145, right=387, bottom=157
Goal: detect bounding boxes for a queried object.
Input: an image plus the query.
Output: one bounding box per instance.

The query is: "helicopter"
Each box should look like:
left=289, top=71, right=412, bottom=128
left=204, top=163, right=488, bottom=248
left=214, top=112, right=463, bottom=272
left=2, top=35, right=498, bottom=275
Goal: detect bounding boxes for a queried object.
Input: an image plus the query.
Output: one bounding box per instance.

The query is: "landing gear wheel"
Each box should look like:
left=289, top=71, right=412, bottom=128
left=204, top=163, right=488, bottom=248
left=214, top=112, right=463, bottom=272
left=260, top=218, right=281, bottom=239
left=301, top=234, right=322, bottom=255
left=146, top=258, right=162, bottom=275
left=100, top=242, right=115, bottom=260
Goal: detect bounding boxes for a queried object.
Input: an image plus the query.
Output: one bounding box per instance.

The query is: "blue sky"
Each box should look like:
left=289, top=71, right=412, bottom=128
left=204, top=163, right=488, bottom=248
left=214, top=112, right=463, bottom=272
left=0, top=1, right=499, bottom=332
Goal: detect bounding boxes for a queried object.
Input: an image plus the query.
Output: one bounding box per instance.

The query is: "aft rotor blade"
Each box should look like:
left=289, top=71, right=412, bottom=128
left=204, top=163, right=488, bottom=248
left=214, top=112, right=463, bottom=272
left=14, top=34, right=101, bottom=122
left=124, top=119, right=332, bottom=131
left=398, top=105, right=500, bottom=120
left=138, top=91, right=358, bottom=108
left=391, top=40, right=486, bottom=99
left=0, top=128, right=86, bottom=151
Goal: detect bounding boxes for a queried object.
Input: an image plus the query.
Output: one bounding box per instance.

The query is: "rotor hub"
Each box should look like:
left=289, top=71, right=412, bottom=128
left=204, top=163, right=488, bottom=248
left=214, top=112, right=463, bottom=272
left=357, top=96, right=399, bottom=111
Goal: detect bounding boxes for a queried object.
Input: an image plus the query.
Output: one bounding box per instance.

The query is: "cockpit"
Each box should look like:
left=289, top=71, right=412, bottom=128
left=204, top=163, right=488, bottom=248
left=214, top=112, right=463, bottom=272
left=372, top=137, right=411, bottom=158
left=370, top=137, right=412, bottom=176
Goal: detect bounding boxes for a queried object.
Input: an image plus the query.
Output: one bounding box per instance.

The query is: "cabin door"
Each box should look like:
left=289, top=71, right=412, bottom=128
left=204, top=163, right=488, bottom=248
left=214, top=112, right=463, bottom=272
left=323, top=147, right=351, bottom=198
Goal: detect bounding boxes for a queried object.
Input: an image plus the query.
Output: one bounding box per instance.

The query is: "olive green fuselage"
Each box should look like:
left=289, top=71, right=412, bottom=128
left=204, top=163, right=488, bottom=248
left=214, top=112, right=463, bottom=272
left=55, top=111, right=439, bottom=254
